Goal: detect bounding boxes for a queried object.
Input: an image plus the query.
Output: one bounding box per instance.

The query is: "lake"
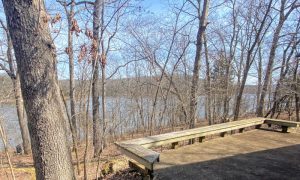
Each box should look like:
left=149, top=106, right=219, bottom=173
left=0, top=94, right=257, bottom=150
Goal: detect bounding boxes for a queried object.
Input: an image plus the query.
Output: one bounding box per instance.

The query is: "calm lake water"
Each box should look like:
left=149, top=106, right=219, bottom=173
left=0, top=94, right=257, bottom=150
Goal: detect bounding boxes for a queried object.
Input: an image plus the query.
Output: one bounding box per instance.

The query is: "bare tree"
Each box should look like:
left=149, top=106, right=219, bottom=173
left=233, top=0, right=273, bottom=120
left=92, top=0, right=102, bottom=158
left=0, top=20, right=31, bottom=155
left=257, top=0, right=300, bottom=117
left=294, top=55, right=300, bottom=122
left=189, top=0, right=210, bottom=128
left=2, top=0, right=74, bottom=179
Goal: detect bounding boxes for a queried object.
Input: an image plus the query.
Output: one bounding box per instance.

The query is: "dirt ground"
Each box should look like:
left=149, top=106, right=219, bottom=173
left=0, top=144, right=133, bottom=180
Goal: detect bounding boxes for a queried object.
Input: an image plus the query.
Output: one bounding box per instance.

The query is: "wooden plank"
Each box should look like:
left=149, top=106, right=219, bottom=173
left=264, top=119, right=300, bottom=127
left=123, top=118, right=265, bottom=146
left=128, top=160, right=151, bottom=176
left=116, top=117, right=300, bottom=174
left=139, top=119, right=263, bottom=146
left=140, top=120, right=264, bottom=148
left=116, top=118, right=267, bottom=171
left=115, top=143, right=159, bottom=170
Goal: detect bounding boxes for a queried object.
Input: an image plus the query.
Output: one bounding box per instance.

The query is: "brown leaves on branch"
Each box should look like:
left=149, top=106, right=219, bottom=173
left=41, top=13, right=61, bottom=26
left=51, top=13, right=61, bottom=25
left=85, top=29, right=93, bottom=39
left=77, top=28, right=108, bottom=64
left=78, top=40, right=105, bottom=64
left=71, top=19, right=81, bottom=36
left=77, top=40, right=99, bottom=63
left=90, top=39, right=98, bottom=61
left=42, top=14, right=51, bottom=24
left=101, top=53, right=106, bottom=67
left=78, top=44, right=88, bottom=62
left=65, top=47, right=71, bottom=55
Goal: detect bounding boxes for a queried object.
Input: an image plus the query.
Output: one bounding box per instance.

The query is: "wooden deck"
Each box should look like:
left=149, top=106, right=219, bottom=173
left=115, top=118, right=300, bottom=178
left=154, top=129, right=300, bottom=180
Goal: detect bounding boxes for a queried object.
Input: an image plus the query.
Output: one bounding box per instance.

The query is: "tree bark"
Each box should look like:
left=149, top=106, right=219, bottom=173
left=256, top=46, right=262, bottom=111
left=257, top=0, right=297, bottom=117
left=3, top=0, right=75, bottom=179
left=203, top=34, right=212, bottom=125
left=100, top=0, right=107, bottom=151
left=5, top=27, right=31, bottom=154
left=233, top=0, right=273, bottom=120
left=67, top=0, right=78, bottom=140
left=92, top=0, right=102, bottom=157
left=189, top=0, right=210, bottom=129
left=294, top=57, right=299, bottom=122
left=14, top=73, right=31, bottom=154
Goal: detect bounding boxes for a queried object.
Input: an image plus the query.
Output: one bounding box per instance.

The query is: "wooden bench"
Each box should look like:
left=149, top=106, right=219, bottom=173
left=115, top=118, right=299, bottom=177
left=114, top=143, right=160, bottom=172
left=264, top=119, right=300, bottom=132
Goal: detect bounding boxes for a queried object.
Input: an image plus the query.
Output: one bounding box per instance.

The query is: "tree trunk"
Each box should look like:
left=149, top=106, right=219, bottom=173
left=100, top=0, right=107, bottom=150
left=256, top=46, right=262, bottom=109
left=233, top=0, right=273, bottom=120
left=5, top=27, right=31, bottom=154
left=67, top=1, right=78, bottom=140
left=92, top=0, right=102, bottom=157
left=101, top=62, right=106, bottom=148
left=295, top=94, right=300, bottom=122
left=14, top=74, right=31, bottom=154
left=294, top=57, right=299, bottom=122
left=234, top=62, right=249, bottom=120
left=189, top=0, right=210, bottom=129
left=203, top=34, right=212, bottom=125
left=3, top=0, right=75, bottom=179
left=257, top=0, right=295, bottom=117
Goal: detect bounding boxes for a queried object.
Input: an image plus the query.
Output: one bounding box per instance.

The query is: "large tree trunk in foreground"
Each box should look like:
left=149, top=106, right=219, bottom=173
left=3, top=0, right=75, bottom=179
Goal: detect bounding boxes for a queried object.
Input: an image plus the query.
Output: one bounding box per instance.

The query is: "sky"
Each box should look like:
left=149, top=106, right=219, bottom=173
left=0, top=0, right=270, bottom=85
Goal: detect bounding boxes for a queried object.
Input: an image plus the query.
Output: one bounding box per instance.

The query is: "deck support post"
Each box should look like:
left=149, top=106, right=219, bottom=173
left=198, top=136, right=205, bottom=143
left=171, top=142, right=179, bottom=149
left=255, top=124, right=262, bottom=129
left=128, top=160, right=155, bottom=180
left=220, top=132, right=227, bottom=137
left=239, top=128, right=244, bottom=133
left=282, top=126, right=288, bottom=133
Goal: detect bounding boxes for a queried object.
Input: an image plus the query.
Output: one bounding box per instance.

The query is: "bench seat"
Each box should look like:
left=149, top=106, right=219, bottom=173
left=123, top=118, right=265, bottom=148
left=264, top=119, right=300, bottom=127
left=115, top=142, right=159, bottom=170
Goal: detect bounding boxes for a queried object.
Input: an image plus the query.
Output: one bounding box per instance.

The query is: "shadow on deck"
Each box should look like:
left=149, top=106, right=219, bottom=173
left=155, top=130, right=300, bottom=180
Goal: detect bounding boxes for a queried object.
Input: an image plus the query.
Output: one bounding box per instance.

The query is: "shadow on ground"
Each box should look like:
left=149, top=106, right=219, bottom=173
left=155, top=144, right=300, bottom=180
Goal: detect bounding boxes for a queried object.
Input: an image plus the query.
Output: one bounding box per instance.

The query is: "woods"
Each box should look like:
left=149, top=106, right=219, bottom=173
left=0, top=0, right=299, bottom=179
